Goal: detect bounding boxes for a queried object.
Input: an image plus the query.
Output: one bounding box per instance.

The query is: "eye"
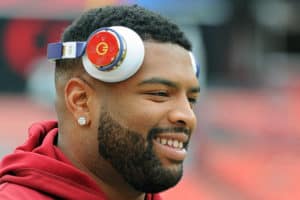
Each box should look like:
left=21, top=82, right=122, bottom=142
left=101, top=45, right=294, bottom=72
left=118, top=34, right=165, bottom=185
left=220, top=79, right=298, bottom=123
left=149, top=91, right=169, bottom=97
left=188, top=97, right=199, bottom=107
left=188, top=98, right=197, bottom=104
left=144, top=90, right=170, bottom=102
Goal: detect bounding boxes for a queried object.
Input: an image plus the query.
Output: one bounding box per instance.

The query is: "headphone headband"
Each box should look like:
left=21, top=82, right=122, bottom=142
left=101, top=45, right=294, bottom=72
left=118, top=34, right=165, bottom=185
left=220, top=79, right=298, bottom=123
left=47, top=26, right=199, bottom=82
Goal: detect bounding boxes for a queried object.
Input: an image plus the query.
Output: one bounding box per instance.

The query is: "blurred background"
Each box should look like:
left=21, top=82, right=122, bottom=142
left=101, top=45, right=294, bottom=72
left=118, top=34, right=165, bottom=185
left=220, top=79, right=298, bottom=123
left=0, top=0, right=299, bottom=199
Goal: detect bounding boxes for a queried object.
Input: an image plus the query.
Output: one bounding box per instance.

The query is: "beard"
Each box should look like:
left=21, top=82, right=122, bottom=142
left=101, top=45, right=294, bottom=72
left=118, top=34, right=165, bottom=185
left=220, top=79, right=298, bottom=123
left=97, top=111, right=190, bottom=193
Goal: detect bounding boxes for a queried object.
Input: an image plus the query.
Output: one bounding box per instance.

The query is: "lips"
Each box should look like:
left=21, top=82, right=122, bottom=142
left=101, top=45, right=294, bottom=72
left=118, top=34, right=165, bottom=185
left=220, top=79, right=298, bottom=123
left=153, top=133, right=189, bottom=162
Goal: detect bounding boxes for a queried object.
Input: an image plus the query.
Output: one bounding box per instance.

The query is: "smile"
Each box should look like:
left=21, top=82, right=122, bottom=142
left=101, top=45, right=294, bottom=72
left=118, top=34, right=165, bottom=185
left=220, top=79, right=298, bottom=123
left=155, top=137, right=184, bottom=150
left=153, top=133, right=188, bottom=161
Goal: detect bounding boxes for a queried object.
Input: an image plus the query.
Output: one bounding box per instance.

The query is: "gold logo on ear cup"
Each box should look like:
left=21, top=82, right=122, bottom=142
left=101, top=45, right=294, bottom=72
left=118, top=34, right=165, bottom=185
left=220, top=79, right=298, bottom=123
left=96, top=42, right=109, bottom=56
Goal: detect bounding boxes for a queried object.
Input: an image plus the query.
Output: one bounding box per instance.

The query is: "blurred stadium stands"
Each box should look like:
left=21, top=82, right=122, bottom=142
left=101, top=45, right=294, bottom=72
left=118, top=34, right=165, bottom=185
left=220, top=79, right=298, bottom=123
left=1, top=0, right=300, bottom=200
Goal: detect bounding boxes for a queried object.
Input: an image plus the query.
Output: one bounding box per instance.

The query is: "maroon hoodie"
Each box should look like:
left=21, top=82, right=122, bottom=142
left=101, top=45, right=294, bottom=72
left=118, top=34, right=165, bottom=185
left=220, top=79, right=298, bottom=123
left=0, top=121, right=162, bottom=200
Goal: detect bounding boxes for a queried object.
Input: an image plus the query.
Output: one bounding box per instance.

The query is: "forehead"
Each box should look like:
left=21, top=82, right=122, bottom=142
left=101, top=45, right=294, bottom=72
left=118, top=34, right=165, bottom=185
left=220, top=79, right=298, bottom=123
left=135, top=41, right=198, bottom=85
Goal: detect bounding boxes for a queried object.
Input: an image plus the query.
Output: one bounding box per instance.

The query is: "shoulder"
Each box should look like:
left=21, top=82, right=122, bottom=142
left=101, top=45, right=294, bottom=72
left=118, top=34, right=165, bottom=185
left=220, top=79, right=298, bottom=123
left=0, top=183, right=53, bottom=200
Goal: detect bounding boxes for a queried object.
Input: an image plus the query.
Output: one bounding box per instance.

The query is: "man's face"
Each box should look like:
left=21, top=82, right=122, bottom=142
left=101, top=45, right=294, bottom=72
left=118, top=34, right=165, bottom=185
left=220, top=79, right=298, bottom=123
left=96, top=42, right=200, bottom=193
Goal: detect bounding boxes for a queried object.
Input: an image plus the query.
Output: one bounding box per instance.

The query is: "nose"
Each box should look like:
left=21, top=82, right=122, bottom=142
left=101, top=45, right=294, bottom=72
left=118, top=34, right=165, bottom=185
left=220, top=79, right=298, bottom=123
left=167, top=95, right=197, bottom=131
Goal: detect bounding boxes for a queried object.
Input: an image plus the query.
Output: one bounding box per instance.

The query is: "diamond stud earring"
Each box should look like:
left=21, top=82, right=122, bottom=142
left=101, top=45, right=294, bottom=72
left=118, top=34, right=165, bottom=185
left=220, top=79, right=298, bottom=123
left=77, top=116, right=87, bottom=126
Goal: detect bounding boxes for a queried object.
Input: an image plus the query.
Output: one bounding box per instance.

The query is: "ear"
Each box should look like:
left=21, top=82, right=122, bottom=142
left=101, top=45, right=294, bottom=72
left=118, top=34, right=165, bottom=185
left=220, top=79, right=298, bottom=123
left=64, top=77, right=94, bottom=126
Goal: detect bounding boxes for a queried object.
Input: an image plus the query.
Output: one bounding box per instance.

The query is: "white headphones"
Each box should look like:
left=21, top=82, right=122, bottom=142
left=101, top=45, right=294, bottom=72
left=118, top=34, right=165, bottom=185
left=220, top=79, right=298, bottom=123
left=47, top=26, right=199, bottom=82
left=48, top=26, right=144, bottom=82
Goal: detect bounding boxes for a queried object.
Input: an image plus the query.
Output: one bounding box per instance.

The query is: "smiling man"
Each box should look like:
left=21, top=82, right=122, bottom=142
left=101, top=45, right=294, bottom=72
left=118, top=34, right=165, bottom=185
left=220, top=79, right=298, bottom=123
left=0, top=5, right=200, bottom=200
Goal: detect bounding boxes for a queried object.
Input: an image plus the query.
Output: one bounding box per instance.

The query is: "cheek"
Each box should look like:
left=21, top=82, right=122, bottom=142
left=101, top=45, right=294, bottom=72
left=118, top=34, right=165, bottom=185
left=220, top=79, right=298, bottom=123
left=135, top=103, right=175, bottom=135
left=110, top=99, right=165, bottom=132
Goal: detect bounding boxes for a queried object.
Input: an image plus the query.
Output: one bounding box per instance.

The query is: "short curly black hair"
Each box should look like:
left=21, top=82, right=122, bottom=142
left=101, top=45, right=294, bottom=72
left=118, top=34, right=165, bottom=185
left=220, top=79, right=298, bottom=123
left=55, top=5, right=191, bottom=79
left=63, top=4, right=191, bottom=49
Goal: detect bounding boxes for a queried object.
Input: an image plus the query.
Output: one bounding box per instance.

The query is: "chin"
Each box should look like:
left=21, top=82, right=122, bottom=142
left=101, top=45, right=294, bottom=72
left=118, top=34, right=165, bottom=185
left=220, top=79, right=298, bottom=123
left=138, top=163, right=184, bottom=193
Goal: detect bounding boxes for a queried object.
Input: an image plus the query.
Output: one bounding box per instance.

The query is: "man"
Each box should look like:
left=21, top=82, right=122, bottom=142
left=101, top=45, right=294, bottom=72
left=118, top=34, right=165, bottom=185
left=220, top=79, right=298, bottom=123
left=0, top=5, right=200, bottom=200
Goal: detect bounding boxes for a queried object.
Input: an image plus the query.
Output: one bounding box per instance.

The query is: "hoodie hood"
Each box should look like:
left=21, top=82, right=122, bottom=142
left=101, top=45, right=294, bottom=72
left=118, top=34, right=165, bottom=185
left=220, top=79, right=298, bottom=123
left=0, top=120, right=108, bottom=199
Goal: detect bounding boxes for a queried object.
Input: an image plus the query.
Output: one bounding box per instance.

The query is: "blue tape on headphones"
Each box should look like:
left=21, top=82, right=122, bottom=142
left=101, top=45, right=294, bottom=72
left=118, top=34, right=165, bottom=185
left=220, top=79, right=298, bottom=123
left=47, top=42, right=86, bottom=60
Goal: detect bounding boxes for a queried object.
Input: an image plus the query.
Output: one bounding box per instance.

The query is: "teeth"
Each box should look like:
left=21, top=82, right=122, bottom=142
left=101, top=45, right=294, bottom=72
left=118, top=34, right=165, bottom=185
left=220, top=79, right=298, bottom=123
left=156, top=137, right=184, bottom=149
left=179, top=142, right=183, bottom=149
left=173, top=140, right=179, bottom=148
left=156, top=137, right=161, bottom=143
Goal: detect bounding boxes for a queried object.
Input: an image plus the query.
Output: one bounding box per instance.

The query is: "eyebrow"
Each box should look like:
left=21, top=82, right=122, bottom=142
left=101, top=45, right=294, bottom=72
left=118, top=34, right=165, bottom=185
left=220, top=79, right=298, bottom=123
left=189, top=86, right=201, bottom=94
left=138, top=77, right=200, bottom=93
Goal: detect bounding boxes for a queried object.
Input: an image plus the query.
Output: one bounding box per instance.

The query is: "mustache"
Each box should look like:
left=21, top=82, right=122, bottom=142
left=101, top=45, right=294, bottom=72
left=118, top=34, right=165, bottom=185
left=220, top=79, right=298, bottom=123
left=147, top=126, right=191, bottom=140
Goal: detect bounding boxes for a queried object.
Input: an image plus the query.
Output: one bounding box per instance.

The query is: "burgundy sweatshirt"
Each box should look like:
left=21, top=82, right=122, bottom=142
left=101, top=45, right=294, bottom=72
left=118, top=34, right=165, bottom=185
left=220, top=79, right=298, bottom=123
left=0, top=121, right=161, bottom=200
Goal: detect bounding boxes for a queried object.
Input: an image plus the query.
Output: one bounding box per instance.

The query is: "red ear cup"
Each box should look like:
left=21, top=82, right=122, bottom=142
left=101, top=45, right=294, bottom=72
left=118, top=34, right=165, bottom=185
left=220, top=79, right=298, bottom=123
left=86, top=30, right=121, bottom=69
left=82, top=26, right=144, bottom=83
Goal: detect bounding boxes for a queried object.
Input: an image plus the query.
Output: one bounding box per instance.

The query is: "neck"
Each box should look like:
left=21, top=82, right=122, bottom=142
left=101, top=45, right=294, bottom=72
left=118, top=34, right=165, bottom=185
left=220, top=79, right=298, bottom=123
left=57, top=131, right=147, bottom=200
left=87, top=159, right=146, bottom=200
